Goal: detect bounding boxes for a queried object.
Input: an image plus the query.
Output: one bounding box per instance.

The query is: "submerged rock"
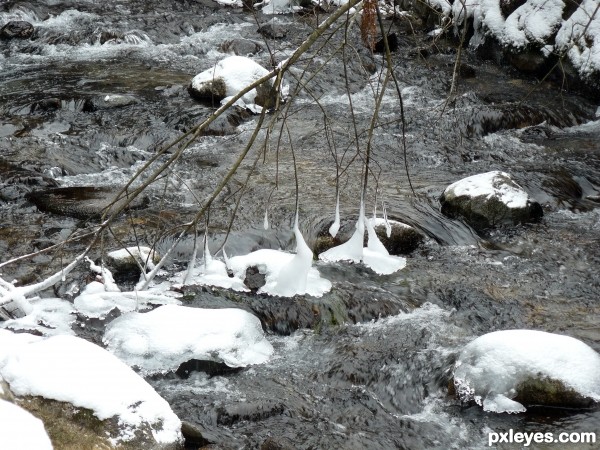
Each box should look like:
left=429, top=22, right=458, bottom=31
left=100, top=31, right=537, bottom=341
left=27, top=186, right=148, bottom=220
left=0, top=21, right=34, bottom=40
left=440, top=171, right=543, bottom=230
left=105, top=246, right=160, bottom=275
left=453, top=329, right=600, bottom=413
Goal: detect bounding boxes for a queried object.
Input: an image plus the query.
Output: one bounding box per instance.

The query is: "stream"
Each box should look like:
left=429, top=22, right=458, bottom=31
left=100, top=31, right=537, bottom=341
left=1, top=0, right=600, bottom=449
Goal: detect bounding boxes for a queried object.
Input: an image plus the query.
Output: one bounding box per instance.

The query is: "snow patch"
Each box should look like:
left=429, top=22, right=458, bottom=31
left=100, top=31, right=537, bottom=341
left=103, top=305, right=273, bottom=374
left=1, top=298, right=75, bottom=336
left=443, top=171, right=530, bottom=208
left=0, top=399, right=53, bottom=450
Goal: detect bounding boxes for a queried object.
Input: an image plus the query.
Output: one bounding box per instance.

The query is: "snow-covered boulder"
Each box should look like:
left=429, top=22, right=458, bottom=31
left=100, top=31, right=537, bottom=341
left=0, top=330, right=183, bottom=448
left=440, top=171, right=543, bottom=230
left=103, top=305, right=273, bottom=375
left=188, top=56, right=276, bottom=108
left=453, top=330, right=600, bottom=413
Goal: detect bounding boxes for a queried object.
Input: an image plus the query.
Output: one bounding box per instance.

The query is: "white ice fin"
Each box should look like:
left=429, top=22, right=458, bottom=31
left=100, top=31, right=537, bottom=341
left=264, top=208, right=269, bottom=230
left=328, top=193, right=340, bottom=238
left=320, top=200, right=365, bottom=263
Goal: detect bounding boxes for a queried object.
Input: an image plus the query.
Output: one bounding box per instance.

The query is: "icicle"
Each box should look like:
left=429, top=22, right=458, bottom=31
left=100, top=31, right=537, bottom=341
left=320, top=198, right=365, bottom=263
left=328, top=193, right=340, bottom=238
left=222, top=246, right=231, bottom=272
left=272, top=212, right=313, bottom=296
left=382, top=202, right=391, bottom=238
left=183, top=231, right=199, bottom=285
left=203, top=232, right=212, bottom=270
left=263, top=208, right=269, bottom=230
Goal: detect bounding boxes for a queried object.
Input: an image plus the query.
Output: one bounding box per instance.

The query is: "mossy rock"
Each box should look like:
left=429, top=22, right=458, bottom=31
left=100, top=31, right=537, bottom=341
left=188, top=77, right=228, bottom=103
left=515, top=375, right=597, bottom=409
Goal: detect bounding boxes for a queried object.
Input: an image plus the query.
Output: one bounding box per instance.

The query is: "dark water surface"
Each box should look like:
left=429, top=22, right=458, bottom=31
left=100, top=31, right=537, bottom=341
left=1, top=1, right=600, bottom=448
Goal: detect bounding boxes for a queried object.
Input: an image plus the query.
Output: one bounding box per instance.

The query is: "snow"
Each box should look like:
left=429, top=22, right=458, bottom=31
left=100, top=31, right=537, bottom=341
left=190, top=55, right=270, bottom=105
left=443, top=171, right=530, bottom=208
left=103, top=305, right=273, bottom=374
left=107, top=246, right=157, bottom=270
left=0, top=399, right=53, bottom=450
left=319, top=201, right=407, bottom=275
left=74, top=281, right=181, bottom=319
left=0, top=330, right=182, bottom=445
left=454, top=330, right=600, bottom=413
left=1, top=297, right=75, bottom=336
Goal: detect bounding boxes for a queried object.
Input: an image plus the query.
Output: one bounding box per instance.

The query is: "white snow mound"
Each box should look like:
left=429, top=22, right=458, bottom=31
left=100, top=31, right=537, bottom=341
left=0, top=399, right=53, bottom=450
left=453, top=329, right=600, bottom=413
left=103, top=305, right=273, bottom=374
left=443, top=170, right=530, bottom=208
left=0, top=330, right=182, bottom=445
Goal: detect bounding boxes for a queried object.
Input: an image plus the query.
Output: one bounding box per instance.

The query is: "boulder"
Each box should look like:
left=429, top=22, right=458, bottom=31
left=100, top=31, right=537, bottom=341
left=220, top=39, right=263, bottom=56
left=0, top=21, right=34, bottom=40
left=440, top=171, right=543, bottom=230
left=188, top=56, right=275, bottom=107
left=105, top=246, right=160, bottom=274
left=452, top=329, right=600, bottom=413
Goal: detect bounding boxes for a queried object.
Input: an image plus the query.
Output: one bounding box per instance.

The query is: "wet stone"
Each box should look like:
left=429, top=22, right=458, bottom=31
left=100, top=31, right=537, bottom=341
left=257, top=24, right=287, bottom=40
left=0, top=21, right=34, bottom=40
left=220, top=39, right=263, bottom=56
left=27, top=186, right=149, bottom=220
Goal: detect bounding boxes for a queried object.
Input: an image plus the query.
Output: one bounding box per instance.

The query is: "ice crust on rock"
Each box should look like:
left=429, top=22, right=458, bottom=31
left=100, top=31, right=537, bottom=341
left=1, top=297, right=75, bottom=336
left=103, top=305, right=274, bottom=374
left=0, top=399, right=53, bottom=450
left=443, top=170, right=529, bottom=208
left=0, top=330, right=183, bottom=445
left=453, top=330, right=600, bottom=413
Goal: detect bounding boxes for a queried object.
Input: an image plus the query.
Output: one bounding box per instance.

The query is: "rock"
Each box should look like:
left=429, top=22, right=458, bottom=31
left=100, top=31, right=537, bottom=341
left=372, top=219, right=424, bottom=255
left=244, top=266, right=266, bottom=291
left=105, top=246, right=160, bottom=275
left=82, top=94, right=138, bottom=112
left=0, top=21, right=34, bottom=40
left=374, top=33, right=399, bottom=53
left=220, top=39, right=263, bottom=56
left=257, top=24, right=287, bottom=40
left=181, top=420, right=212, bottom=447
left=261, top=436, right=296, bottom=450
left=452, top=329, right=600, bottom=412
left=440, top=171, right=543, bottom=230
left=27, top=186, right=149, bottom=220
left=188, top=56, right=274, bottom=107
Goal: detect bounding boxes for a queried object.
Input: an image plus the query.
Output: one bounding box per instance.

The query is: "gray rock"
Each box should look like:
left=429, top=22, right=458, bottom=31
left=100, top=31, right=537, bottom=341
left=440, top=171, right=543, bottom=230
left=0, top=21, right=34, bottom=39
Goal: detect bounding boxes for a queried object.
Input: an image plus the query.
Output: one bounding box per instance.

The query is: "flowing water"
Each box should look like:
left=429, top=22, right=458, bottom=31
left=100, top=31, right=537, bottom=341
left=1, top=1, right=600, bottom=449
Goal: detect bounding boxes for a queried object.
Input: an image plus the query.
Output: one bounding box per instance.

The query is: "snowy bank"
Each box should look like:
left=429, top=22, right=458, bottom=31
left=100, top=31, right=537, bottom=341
left=453, top=330, right=600, bottom=413
left=103, top=305, right=273, bottom=375
left=0, top=330, right=183, bottom=446
left=0, top=398, right=53, bottom=450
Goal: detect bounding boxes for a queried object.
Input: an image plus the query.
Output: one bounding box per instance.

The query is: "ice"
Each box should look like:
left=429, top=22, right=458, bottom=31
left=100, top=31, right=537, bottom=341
left=190, top=55, right=270, bottom=105
left=329, top=193, right=341, bottom=238
left=319, top=201, right=407, bottom=275
left=443, top=171, right=530, bottom=208
left=228, top=222, right=332, bottom=297
left=0, top=399, right=53, bottom=450
left=171, top=239, right=248, bottom=292
left=264, top=208, right=269, bottom=230
left=1, top=297, right=75, bottom=336
left=453, top=330, right=600, bottom=413
left=0, top=330, right=182, bottom=445
left=103, top=305, right=273, bottom=374
left=74, top=283, right=181, bottom=319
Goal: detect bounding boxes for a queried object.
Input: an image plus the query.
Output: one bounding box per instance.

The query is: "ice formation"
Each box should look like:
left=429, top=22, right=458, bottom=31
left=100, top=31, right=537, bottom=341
left=103, top=305, right=274, bottom=374
left=329, top=193, right=341, bottom=238
left=453, top=330, right=600, bottom=413
left=0, top=330, right=182, bottom=445
left=319, top=201, right=407, bottom=275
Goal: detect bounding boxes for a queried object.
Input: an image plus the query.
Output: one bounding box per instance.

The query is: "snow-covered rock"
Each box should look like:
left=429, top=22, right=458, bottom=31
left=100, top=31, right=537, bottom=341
left=440, top=171, right=543, bottom=230
left=0, top=399, right=53, bottom=450
left=105, top=246, right=160, bottom=274
left=1, top=297, right=75, bottom=336
left=0, top=330, right=183, bottom=446
left=188, top=56, right=275, bottom=108
left=453, top=330, right=600, bottom=413
left=406, top=0, right=600, bottom=95
left=103, top=305, right=273, bottom=375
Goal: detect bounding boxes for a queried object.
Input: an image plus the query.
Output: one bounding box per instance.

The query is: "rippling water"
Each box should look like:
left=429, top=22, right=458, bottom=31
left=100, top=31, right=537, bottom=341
left=1, top=0, right=600, bottom=448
